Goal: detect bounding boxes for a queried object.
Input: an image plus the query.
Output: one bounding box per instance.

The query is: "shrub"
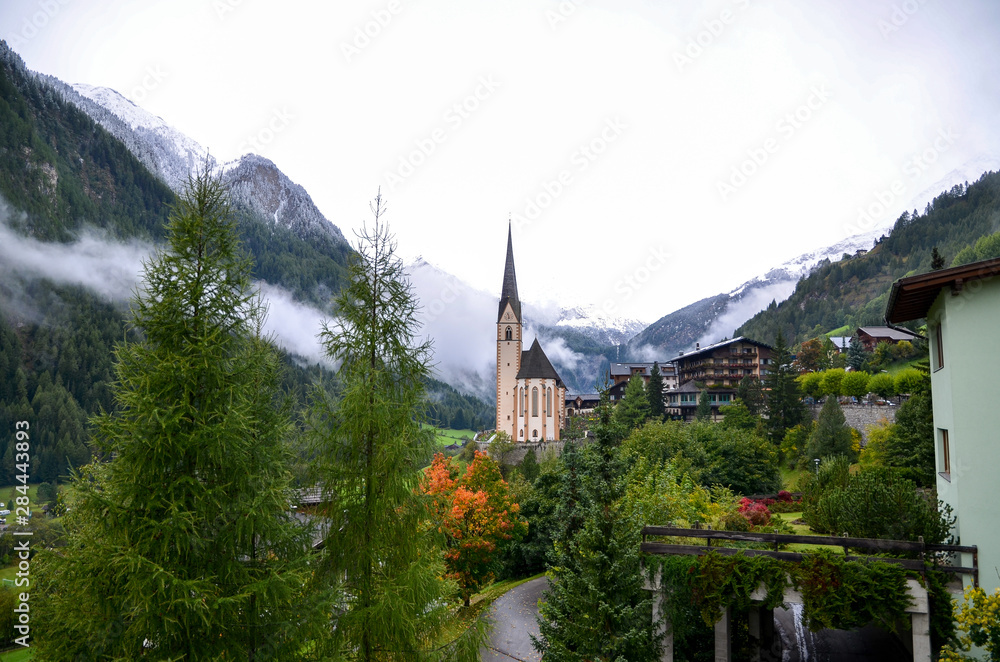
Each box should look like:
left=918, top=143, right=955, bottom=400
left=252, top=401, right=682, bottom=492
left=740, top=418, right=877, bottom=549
left=806, top=466, right=954, bottom=543
left=840, top=371, right=870, bottom=398
left=867, top=372, right=896, bottom=399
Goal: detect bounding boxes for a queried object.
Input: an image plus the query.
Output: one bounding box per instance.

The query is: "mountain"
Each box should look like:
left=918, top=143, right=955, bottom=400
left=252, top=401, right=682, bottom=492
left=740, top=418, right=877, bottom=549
left=38, top=79, right=346, bottom=246
left=404, top=257, right=643, bottom=396
left=551, top=304, right=646, bottom=347
left=735, top=170, right=1000, bottom=346
left=627, top=229, right=882, bottom=360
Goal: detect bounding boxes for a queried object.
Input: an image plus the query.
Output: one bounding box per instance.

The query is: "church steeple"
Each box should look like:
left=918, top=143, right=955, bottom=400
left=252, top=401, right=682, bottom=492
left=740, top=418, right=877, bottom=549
left=497, top=223, right=521, bottom=323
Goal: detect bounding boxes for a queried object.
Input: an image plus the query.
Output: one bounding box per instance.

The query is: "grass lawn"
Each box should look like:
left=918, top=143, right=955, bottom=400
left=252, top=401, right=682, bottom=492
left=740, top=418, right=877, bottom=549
left=779, top=466, right=808, bottom=492
left=772, top=512, right=844, bottom=554
left=422, top=424, right=477, bottom=448
left=0, top=648, right=31, bottom=661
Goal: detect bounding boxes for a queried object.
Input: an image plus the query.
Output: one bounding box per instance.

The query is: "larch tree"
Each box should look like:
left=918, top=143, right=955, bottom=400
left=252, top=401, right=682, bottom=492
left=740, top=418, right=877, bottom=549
left=307, top=191, right=482, bottom=661
left=33, top=171, right=318, bottom=660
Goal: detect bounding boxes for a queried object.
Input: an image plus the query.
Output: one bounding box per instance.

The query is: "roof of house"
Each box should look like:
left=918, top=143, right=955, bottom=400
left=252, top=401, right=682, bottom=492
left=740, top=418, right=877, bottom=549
left=565, top=393, right=601, bottom=403
left=829, top=336, right=852, bottom=349
left=609, top=362, right=676, bottom=377
left=855, top=325, right=922, bottom=341
left=497, top=224, right=521, bottom=323
left=885, top=257, right=1000, bottom=323
left=516, top=338, right=564, bottom=385
left=675, top=336, right=772, bottom=362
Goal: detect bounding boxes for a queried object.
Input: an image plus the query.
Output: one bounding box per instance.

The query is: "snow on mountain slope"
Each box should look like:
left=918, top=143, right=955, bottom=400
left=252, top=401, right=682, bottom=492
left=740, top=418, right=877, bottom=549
left=39, top=77, right=346, bottom=244
left=628, top=229, right=882, bottom=360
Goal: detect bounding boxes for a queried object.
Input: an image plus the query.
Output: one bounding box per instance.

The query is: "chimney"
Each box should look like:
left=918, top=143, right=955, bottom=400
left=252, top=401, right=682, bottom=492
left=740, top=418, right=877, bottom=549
left=695, top=342, right=700, bottom=351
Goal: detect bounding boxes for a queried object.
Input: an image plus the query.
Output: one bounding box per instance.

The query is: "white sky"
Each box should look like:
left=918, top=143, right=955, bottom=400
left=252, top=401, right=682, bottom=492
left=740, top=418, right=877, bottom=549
left=3, top=0, right=1000, bottom=323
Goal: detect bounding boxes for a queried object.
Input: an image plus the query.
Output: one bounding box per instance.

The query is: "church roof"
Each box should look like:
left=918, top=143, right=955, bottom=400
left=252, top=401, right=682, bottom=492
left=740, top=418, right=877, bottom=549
left=497, top=224, right=521, bottom=323
left=516, top=338, right=564, bottom=385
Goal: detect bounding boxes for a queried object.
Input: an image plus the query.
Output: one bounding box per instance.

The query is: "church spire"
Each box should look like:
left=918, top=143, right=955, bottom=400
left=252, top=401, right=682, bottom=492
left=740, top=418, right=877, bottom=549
left=497, top=222, right=521, bottom=323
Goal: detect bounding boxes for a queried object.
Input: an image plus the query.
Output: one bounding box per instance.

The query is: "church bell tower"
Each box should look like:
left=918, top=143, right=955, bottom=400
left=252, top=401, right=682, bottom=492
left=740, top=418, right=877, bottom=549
left=496, top=224, right=522, bottom=438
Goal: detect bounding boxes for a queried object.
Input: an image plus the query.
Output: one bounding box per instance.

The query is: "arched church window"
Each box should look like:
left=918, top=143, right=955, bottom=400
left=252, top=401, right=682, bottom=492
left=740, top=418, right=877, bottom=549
left=547, top=388, right=552, bottom=415
left=532, top=429, right=538, bottom=439
left=505, top=326, right=512, bottom=340
left=532, top=387, right=539, bottom=417
left=522, top=389, right=527, bottom=417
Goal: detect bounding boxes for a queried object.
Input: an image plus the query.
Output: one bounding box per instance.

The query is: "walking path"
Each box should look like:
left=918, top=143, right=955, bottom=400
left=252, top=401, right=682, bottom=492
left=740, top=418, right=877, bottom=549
left=480, top=576, right=548, bottom=662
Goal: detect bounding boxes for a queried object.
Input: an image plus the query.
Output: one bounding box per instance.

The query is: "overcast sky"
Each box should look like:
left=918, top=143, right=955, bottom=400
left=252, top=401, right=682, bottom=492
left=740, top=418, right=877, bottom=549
left=4, top=0, right=1000, bottom=323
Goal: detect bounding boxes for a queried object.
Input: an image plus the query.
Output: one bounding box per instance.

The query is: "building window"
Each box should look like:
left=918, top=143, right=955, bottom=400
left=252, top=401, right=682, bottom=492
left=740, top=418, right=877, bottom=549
left=933, top=323, right=944, bottom=372
left=939, top=428, right=951, bottom=480
left=522, top=389, right=527, bottom=417
left=546, top=388, right=552, bottom=416
left=505, top=326, right=513, bottom=341
left=532, top=387, right=539, bottom=417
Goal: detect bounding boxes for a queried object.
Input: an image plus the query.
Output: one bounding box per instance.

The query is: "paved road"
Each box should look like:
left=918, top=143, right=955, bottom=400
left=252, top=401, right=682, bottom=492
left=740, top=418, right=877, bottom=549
left=481, top=577, right=549, bottom=662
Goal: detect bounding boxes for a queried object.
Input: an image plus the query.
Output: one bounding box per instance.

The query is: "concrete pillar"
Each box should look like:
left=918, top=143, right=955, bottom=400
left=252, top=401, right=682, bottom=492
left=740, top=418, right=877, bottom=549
left=911, top=612, right=931, bottom=662
left=715, top=606, right=731, bottom=662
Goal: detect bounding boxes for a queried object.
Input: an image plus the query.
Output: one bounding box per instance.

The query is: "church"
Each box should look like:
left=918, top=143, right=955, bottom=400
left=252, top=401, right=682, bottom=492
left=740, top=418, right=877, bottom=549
left=495, top=226, right=566, bottom=442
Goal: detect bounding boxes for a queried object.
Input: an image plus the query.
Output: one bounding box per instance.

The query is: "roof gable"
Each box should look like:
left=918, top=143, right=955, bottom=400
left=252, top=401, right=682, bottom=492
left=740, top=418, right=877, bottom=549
left=516, top=338, right=564, bottom=384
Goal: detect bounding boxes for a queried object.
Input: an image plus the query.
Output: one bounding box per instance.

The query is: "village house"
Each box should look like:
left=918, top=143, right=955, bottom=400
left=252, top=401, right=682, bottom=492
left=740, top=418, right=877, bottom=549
left=853, top=325, right=922, bottom=352
left=608, top=362, right=678, bottom=402
left=885, top=256, right=1000, bottom=602
left=672, top=337, right=773, bottom=387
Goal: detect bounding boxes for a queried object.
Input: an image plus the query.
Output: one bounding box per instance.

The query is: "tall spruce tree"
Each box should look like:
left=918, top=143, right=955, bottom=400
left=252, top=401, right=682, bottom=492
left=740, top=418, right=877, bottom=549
left=646, top=362, right=665, bottom=420
left=764, top=330, right=806, bottom=443
left=534, top=394, right=662, bottom=661
left=307, top=192, right=481, bottom=661
left=736, top=374, right=766, bottom=416
left=613, top=373, right=649, bottom=431
left=806, top=396, right=855, bottom=461
left=33, top=171, right=317, bottom=660
left=847, top=336, right=868, bottom=371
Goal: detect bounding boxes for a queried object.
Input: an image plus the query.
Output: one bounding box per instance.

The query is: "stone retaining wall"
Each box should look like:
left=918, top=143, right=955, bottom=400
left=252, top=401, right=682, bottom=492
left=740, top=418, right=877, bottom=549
left=809, top=402, right=899, bottom=443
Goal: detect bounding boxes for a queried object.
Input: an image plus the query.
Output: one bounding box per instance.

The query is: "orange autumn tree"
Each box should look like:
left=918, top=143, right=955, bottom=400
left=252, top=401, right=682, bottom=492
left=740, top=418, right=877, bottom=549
left=423, top=450, right=528, bottom=606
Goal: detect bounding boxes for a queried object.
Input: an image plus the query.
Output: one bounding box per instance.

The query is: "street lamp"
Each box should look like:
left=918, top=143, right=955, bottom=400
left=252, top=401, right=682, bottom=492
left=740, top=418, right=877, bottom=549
left=813, top=457, right=821, bottom=475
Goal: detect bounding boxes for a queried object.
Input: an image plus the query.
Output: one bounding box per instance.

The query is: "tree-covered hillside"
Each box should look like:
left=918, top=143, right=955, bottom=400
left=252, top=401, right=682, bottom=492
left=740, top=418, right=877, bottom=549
left=736, top=172, right=1000, bottom=345
left=0, top=42, right=491, bottom=484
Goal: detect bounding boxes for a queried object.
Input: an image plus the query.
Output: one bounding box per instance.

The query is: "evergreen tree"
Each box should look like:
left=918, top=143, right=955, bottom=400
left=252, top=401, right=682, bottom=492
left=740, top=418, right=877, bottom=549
left=307, top=192, right=481, bottom=661
left=764, top=331, right=806, bottom=443
left=520, top=447, right=540, bottom=483
left=695, top=388, right=712, bottom=422
left=736, top=375, right=766, bottom=416
left=613, top=373, right=649, bottom=431
left=646, top=362, right=665, bottom=420
left=885, top=376, right=935, bottom=487
left=534, top=395, right=661, bottom=661
left=806, top=396, right=855, bottom=461
left=931, top=246, right=946, bottom=270
left=34, top=171, right=317, bottom=660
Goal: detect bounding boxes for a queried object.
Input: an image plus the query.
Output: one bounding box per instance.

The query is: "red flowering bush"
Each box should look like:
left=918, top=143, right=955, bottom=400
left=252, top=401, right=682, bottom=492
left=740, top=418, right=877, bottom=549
left=738, top=497, right=773, bottom=528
